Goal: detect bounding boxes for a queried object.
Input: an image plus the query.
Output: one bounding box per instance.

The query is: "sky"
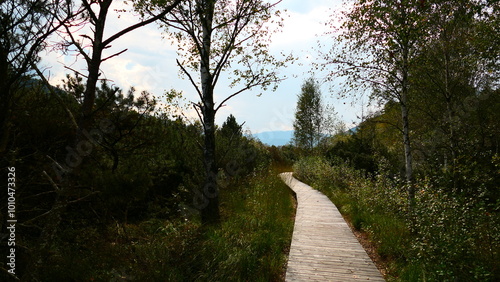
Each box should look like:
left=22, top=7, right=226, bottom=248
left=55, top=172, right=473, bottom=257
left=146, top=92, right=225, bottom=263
left=40, top=0, right=368, bottom=134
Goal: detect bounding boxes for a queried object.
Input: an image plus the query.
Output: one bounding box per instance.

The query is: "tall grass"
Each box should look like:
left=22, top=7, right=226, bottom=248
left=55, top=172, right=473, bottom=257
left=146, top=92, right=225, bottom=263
left=40, top=167, right=295, bottom=281
left=193, top=168, right=295, bottom=281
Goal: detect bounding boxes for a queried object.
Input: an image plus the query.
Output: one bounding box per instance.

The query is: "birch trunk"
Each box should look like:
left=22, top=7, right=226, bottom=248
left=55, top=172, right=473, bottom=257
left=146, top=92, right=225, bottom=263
left=401, top=40, right=414, bottom=211
left=199, top=0, right=220, bottom=225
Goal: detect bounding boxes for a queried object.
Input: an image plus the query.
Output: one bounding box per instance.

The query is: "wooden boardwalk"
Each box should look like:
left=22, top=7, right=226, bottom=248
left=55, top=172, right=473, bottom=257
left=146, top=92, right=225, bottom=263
left=280, top=172, right=385, bottom=281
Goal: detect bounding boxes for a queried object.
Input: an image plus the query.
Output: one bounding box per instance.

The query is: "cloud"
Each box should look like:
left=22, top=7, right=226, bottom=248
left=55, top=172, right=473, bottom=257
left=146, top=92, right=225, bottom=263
left=102, top=55, right=171, bottom=93
left=270, top=8, right=329, bottom=48
left=268, top=0, right=350, bottom=48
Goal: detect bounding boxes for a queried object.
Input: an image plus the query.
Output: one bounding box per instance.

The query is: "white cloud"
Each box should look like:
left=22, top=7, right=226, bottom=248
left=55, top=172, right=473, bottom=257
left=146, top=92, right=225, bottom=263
left=270, top=8, right=329, bottom=48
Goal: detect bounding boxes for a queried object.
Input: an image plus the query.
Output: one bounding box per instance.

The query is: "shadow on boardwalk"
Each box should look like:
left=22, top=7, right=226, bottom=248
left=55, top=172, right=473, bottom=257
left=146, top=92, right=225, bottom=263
left=280, top=172, right=385, bottom=281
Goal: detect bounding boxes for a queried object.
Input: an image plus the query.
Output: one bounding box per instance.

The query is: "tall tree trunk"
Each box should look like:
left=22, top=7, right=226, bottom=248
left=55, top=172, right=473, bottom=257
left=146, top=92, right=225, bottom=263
left=80, top=0, right=109, bottom=134
left=201, top=105, right=220, bottom=224
left=401, top=41, right=414, bottom=211
left=199, top=0, right=220, bottom=225
left=401, top=98, right=414, bottom=206
left=397, top=1, right=415, bottom=212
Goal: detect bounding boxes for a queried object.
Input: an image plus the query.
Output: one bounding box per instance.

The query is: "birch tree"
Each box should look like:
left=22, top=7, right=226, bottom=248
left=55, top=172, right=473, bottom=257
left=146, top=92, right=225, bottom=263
left=409, top=0, right=499, bottom=188
left=323, top=0, right=428, bottom=209
left=141, top=0, right=290, bottom=224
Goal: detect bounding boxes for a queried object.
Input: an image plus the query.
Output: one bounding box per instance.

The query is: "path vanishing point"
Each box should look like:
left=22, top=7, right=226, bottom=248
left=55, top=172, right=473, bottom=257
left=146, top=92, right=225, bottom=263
left=280, top=172, right=385, bottom=281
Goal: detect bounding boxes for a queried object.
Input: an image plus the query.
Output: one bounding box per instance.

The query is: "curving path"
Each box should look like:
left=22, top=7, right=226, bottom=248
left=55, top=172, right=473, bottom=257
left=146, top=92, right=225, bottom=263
left=280, top=172, right=385, bottom=281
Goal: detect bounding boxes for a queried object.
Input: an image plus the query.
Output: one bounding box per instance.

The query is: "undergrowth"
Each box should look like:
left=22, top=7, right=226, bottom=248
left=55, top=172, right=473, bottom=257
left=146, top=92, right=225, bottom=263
left=294, top=156, right=500, bottom=281
left=39, top=167, right=295, bottom=281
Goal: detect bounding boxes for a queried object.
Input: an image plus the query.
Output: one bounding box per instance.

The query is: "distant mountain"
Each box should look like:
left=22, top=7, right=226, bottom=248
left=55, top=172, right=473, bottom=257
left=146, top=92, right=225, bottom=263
left=253, top=130, right=294, bottom=146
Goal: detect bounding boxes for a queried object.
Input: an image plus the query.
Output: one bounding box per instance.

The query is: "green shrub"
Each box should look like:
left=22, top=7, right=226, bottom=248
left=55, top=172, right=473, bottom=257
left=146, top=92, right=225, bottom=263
left=410, top=179, right=500, bottom=281
left=293, top=155, right=361, bottom=190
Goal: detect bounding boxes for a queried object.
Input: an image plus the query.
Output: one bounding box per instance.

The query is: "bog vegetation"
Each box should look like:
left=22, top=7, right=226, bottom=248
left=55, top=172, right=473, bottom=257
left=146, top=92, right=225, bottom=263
left=291, top=0, right=499, bottom=280
left=0, top=76, right=295, bottom=280
left=0, top=0, right=499, bottom=281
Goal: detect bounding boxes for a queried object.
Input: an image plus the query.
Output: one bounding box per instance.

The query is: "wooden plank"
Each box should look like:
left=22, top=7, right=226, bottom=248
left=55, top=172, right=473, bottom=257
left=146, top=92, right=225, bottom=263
left=280, top=172, right=385, bottom=281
